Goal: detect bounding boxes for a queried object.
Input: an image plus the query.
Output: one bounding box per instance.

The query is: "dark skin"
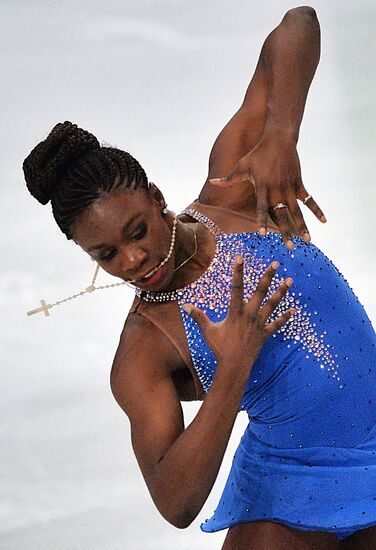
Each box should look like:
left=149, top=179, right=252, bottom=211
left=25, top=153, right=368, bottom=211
left=73, top=6, right=375, bottom=549
left=198, top=6, right=327, bottom=250
left=73, top=185, right=220, bottom=293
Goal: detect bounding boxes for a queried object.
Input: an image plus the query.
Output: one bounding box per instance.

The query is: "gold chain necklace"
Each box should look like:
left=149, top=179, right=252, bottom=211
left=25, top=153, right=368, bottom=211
left=174, top=226, right=198, bottom=272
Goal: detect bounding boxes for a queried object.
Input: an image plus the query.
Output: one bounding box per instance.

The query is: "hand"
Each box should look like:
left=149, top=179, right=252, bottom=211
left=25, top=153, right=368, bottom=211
left=182, top=255, right=295, bottom=371
left=209, top=135, right=326, bottom=249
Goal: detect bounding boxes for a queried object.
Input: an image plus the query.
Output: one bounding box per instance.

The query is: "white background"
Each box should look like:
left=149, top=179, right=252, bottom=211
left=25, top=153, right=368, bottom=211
left=1, top=1, right=375, bottom=548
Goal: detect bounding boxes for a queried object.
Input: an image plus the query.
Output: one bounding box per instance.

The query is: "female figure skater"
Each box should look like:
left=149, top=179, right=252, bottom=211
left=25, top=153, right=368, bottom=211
left=24, top=6, right=376, bottom=549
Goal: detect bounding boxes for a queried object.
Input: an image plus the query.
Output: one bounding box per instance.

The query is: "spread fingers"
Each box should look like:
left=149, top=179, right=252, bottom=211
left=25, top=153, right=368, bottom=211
left=259, top=277, right=294, bottom=325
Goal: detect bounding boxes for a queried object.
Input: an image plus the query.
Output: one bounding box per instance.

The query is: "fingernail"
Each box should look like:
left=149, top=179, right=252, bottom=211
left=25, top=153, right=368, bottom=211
left=259, top=227, right=267, bottom=236
left=303, top=232, right=311, bottom=243
left=271, top=261, right=279, bottom=269
left=320, top=215, right=327, bottom=223
left=209, top=178, right=225, bottom=184
left=182, top=303, right=192, bottom=314
left=237, top=255, right=243, bottom=265
left=286, top=240, right=294, bottom=249
left=285, top=277, right=294, bottom=287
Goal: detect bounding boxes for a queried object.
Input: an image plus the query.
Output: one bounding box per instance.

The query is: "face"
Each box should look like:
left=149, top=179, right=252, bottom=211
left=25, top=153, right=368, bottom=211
left=73, top=185, right=178, bottom=291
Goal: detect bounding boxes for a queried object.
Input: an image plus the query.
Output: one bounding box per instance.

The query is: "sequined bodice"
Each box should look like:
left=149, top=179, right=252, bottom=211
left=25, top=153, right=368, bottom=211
left=180, top=207, right=376, bottom=538
left=133, top=207, right=375, bottom=448
left=150, top=207, right=375, bottom=451
left=135, top=207, right=376, bottom=538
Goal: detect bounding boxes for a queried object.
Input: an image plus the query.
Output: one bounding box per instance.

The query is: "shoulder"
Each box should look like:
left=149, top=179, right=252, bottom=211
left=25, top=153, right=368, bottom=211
left=180, top=199, right=280, bottom=235
left=110, top=313, right=188, bottom=494
left=110, top=302, right=202, bottom=405
left=111, top=309, right=183, bottom=388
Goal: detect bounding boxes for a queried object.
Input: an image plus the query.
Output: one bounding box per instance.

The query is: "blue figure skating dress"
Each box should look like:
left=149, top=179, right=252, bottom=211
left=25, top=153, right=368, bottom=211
left=134, top=204, right=376, bottom=541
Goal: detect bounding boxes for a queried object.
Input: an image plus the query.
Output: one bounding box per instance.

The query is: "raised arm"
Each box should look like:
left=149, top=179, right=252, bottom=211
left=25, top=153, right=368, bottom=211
left=245, top=5, right=320, bottom=144
left=199, top=6, right=325, bottom=247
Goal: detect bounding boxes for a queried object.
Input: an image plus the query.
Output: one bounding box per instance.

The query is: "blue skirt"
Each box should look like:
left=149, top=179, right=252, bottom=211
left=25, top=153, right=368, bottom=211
left=201, top=421, right=376, bottom=538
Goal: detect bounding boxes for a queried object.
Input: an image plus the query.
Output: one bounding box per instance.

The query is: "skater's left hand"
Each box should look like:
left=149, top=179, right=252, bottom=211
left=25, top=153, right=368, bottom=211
left=209, top=135, right=326, bottom=249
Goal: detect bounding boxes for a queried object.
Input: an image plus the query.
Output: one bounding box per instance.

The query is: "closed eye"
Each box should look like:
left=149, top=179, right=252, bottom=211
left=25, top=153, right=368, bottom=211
left=98, top=224, right=147, bottom=262
left=99, top=249, right=117, bottom=262
left=132, top=223, right=147, bottom=241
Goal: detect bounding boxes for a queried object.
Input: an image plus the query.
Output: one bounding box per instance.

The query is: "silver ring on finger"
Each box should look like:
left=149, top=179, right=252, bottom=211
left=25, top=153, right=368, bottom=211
left=273, top=202, right=288, bottom=211
left=303, top=194, right=313, bottom=205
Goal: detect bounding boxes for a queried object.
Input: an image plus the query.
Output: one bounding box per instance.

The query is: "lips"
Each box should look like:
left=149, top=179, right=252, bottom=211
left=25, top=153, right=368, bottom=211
left=138, top=262, right=160, bottom=280
left=137, top=264, right=164, bottom=286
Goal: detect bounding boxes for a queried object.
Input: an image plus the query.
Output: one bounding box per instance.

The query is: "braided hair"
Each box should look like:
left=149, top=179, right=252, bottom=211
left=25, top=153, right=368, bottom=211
left=23, top=121, right=149, bottom=239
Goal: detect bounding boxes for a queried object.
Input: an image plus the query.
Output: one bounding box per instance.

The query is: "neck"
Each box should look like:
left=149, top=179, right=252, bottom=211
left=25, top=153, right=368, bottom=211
left=163, top=217, right=214, bottom=291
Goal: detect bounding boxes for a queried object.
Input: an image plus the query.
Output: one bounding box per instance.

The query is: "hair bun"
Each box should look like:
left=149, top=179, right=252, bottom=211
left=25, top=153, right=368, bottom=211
left=23, top=121, right=100, bottom=205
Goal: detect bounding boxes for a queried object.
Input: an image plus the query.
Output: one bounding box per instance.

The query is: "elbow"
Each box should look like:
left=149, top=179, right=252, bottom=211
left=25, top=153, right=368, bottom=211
left=163, top=509, right=195, bottom=530
left=284, top=6, right=317, bottom=20
left=153, top=488, right=196, bottom=529
left=150, top=468, right=200, bottom=529
left=157, top=494, right=197, bottom=529
left=171, top=516, right=194, bottom=530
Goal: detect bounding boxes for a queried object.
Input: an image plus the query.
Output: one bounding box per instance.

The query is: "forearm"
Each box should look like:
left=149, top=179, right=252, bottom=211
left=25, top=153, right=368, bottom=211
left=261, top=6, right=321, bottom=143
left=152, top=360, right=250, bottom=528
left=238, top=6, right=320, bottom=151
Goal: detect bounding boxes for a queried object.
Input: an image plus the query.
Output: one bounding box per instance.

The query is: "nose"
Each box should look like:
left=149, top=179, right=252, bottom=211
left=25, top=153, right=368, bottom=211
left=120, top=245, right=148, bottom=278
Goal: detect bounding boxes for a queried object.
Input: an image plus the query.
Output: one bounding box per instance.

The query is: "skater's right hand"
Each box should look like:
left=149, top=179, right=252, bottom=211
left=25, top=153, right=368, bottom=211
left=182, top=255, right=295, bottom=370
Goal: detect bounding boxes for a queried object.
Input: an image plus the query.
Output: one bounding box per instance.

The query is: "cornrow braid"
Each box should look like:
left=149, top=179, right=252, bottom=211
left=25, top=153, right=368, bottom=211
left=23, top=121, right=149, bottom=239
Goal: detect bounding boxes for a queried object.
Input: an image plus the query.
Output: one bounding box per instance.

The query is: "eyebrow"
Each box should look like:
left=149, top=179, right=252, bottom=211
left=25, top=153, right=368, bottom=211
left=87, top=213, right=143, bottom=252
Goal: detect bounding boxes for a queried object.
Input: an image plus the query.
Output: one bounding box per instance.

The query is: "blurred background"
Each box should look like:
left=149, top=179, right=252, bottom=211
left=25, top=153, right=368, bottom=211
left=1, top=1, right=375, bottom=548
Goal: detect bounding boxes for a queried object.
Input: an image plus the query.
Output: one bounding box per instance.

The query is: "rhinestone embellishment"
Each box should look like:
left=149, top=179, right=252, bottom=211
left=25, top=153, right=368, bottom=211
left=179, top=237, right=343, bottom=396
left=135, top=207, right=344, bottom=399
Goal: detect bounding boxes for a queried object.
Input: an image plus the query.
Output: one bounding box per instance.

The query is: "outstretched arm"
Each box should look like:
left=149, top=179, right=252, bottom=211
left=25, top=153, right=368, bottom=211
left=245, top=5, right=320, bottom=144
left=199, top=6, right=325, bottom=248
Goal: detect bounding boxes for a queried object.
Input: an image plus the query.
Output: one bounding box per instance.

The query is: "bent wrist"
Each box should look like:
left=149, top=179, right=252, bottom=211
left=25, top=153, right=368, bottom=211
left=262, top=120, right=299, bottom=146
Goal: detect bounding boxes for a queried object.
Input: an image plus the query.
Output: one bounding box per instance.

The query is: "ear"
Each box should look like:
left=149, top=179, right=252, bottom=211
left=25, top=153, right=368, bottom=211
left=148, top=181, right=166, bottom=209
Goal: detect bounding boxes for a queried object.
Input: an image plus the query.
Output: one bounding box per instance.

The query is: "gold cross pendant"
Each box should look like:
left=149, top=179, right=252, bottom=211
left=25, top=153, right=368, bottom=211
left=27, top=299, right=52, bottom=317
